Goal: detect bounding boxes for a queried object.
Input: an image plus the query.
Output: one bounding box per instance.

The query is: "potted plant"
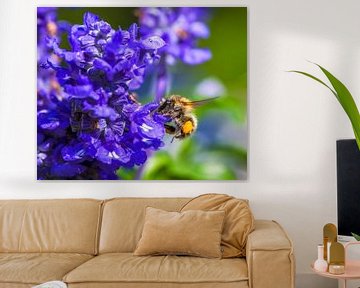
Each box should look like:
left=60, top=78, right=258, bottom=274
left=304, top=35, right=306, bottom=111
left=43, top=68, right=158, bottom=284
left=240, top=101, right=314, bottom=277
left=291, top=63, right=360, bottom=241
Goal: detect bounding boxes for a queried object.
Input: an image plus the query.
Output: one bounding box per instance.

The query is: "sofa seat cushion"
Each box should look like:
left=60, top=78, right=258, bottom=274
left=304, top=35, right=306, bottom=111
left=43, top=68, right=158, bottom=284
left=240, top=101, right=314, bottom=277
left=0, top=253, right=93, bottom=285
left=64, top=253, right=248, bottom=285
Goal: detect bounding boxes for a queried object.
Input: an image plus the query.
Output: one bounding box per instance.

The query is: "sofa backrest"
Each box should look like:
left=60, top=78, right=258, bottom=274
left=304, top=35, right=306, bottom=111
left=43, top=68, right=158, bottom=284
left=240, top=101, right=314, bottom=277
left=99, top=198, right=190, bottom=253
left=0, top=199, right=102, bottom=254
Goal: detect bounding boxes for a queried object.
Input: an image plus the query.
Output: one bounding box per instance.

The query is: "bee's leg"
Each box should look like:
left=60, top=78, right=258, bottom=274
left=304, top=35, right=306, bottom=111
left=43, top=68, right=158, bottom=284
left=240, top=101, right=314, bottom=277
left=166, top=124, right=183, bottom=142
left=164, top=124, right=176, bottom=135
left=173, top=128, right=185, bottom=141
left=151, top=98, right=167, bottom=115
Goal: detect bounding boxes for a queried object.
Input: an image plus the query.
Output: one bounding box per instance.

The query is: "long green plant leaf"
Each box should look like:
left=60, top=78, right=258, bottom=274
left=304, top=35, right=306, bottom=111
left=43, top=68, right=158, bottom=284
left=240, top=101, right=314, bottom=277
left=316, top=65, right=360, bottom=149
left=290, top=64, right=360, bottom=150
left=351, top=232, right=360, bottom=241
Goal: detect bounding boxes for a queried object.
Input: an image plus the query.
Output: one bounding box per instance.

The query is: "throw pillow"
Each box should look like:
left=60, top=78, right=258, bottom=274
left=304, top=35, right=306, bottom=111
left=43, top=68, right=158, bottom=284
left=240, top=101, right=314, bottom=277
left=134, top=207, right=225, bottom=258
left=181, top=193, right=254, bottom=258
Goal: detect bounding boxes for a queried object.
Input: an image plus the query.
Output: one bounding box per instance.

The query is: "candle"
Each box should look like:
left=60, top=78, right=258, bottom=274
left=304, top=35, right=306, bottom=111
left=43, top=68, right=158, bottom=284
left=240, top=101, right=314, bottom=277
left=329, top=264, right=345, bottom=275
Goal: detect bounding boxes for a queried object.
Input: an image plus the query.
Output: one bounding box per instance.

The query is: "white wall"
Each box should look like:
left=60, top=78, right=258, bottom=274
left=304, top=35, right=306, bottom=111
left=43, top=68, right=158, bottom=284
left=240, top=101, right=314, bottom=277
left=0, top=0, right=359, bottom=287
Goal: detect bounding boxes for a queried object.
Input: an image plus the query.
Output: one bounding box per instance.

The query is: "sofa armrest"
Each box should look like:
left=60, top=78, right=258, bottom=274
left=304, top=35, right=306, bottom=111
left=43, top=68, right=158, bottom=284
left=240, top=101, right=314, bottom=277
left=246, top=220, right=295, bottom=288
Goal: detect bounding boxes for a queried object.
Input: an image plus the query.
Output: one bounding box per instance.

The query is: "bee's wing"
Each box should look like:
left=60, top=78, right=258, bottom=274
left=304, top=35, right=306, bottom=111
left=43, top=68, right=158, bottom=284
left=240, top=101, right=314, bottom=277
left=183, top=97, right=219, bottom=108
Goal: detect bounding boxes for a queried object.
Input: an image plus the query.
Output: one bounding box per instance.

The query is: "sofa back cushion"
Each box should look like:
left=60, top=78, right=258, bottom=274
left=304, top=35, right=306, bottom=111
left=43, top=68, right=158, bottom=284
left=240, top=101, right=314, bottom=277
left=181, top=194, right=254, bottom=258
left=99, top=198, right=189, bottom=253
left=0, top=199, right=102, bottom=254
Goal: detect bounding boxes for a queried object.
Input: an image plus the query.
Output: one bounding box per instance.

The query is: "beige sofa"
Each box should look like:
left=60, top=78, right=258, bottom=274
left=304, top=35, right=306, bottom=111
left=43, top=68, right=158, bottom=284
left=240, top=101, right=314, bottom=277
left=0, top=198, right=295, bottom=288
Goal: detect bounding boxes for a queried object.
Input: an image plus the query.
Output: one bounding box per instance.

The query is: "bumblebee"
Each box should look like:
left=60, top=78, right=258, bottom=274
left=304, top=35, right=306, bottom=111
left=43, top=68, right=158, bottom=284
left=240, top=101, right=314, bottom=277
left=155, top=95, right=217, bottom=141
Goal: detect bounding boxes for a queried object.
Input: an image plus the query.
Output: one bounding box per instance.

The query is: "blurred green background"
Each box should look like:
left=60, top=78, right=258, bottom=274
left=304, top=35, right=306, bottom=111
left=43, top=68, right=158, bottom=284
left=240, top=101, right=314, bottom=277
left=57, top=7, right=247, bottom=180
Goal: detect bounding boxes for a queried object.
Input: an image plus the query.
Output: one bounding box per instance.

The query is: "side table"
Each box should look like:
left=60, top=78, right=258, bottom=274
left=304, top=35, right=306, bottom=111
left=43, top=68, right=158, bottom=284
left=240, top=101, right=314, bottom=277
left=311, top=242, right=360, bottom=288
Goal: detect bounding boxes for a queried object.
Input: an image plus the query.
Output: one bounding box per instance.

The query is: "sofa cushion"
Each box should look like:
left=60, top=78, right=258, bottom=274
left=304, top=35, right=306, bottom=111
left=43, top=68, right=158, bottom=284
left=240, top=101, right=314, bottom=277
left=0, top=253, right=93, bottom=285
left=99, top=198, right=190, bottom=253
left=0, top=199, right=102, bottom=254
left=63, top=253, right=248, bottom=284
left=134, top=207, right=225, bottom=258
left=181, top=194, right=254, bottom=258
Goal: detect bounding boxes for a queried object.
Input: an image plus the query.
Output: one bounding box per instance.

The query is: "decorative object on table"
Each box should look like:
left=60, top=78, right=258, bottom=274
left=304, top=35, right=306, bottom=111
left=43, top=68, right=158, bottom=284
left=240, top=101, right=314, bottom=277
left=328, top=264, right=345, bottom=275
left=323, top=223, right=337, bottom=262
left=329, top=242, right=345, bottom=275
left=33, top=281, right=67, bottom=288
left=37, top=7, right=248, bottom=180
left=311, top=241, right=360, bottom=288
left=317, top=223, right=346, bottom=275
left=314, top=244, right=328, bottom=272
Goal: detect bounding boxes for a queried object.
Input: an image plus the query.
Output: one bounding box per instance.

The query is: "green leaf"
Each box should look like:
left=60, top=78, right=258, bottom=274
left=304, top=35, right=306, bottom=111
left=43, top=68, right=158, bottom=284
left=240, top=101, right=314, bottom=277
left=289, top=70, right=337, bottom=97
left=351, top=232, right=360, bottom=241
left=117, top=168, right=137, bottom=180
left=141, top=139, right=239, bottom=180
left=177, top=138, right=195, bottom=160
left=142, top=152, right=174, bottom=180
left=207, top=144, right=247, bottom=164
left=315, top=64, right=360, bottom=150
left=290, top=64, right=360, bottom=150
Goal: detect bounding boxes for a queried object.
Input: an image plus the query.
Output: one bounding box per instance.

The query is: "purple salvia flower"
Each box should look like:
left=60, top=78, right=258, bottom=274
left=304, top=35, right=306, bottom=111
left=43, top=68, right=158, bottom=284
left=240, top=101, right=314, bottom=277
left=37, top=7, right=70, bottom=180
left=139, top=7, right=212, bottom=66
left=38, top=11, right=167, bottom=180
left=139, top=7, right=212, bottom=102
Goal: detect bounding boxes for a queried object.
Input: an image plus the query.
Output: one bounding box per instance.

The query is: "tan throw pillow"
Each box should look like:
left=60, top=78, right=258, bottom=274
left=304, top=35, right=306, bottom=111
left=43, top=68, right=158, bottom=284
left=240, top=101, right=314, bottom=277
left=181, top=194, right=254, bottom=258
left=134, top=207, right=225, bottom=258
